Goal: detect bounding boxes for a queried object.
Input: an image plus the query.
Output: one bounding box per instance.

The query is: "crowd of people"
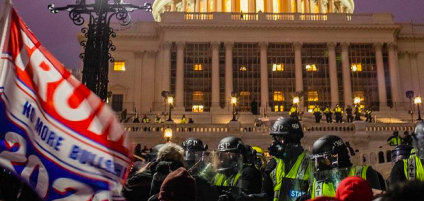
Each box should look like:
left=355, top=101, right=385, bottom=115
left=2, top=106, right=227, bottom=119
left=288, top=104, right=373, bottom=124
left=122, top=117, right=424, bottom=201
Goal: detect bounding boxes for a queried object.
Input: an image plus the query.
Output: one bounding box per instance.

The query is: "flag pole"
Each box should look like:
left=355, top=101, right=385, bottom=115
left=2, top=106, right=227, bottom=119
left=0, top=0, right=12, bottom=82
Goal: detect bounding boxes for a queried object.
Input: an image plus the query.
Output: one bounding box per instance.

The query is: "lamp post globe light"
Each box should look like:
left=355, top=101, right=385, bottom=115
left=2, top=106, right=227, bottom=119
left=167, top=96, right=174, bottom=122
left=293, top=96, right=300, bottom=105
left=48, top=0, right=152, bottom=101
left=354, top=97, right=361, bottom=105
left=231, top=96, right=238, bottom=121
left=415, top=96, right=422, bottom=121
left=406, top=91, right=415, bottom=122
left=164, top=128, right=173, bottom=142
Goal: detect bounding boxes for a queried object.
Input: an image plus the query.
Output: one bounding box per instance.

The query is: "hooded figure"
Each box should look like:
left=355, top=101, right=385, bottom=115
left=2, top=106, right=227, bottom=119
left=158, top=167, right=196, bottom=201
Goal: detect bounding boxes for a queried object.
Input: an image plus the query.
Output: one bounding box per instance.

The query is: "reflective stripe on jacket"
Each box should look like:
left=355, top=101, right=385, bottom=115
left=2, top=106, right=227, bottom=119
left=404, top=155, right=424, bottom=181
left=270, top=152, right=309, bottom=201
left=212, top=172, right=241, bottom=187
left=311, top=166, right=369, bottom=198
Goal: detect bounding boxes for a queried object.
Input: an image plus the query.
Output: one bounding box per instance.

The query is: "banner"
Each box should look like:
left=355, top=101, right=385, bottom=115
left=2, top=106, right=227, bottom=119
left=0, top=5, right=130, bottom=201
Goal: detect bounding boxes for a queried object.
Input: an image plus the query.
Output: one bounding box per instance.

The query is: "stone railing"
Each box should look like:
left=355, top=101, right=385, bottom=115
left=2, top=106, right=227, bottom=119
left=160, top=12, right=394, bottom=25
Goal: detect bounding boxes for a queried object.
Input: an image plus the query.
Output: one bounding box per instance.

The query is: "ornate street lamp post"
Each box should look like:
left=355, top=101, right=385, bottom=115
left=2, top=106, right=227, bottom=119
left=164, top=127, right=173, bottom=142
left=167, top=96, right=174, bottom=122
left=415, top=96, right=422, bottom=121
left=406, top=91, right=415, bottom=122
left=48, top=0, right=152, bottom=101
left=231, top=92, right=238, bottom=122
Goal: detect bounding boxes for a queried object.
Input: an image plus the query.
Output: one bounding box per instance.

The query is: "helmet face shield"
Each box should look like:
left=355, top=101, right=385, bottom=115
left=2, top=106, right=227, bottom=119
left=311, top=152, right=339, bottom=172
left=184, top=150, right=204, bottom=169
left=413, top=134, right=424, bottom=159
left=217, top=152, right=242, bottom=172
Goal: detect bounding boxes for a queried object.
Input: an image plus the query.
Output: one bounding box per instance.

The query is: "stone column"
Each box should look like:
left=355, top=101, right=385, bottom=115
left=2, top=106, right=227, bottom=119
left=318, top=0, right=323, bottom=13
left=341, top=42, right=353, bottom=106
left=217, top=0, right=222, bottom=11
left=294, top=42, right=304, bottom=108
left=211, top=42, right=220, bottom=111
left=328, top=0, right=334, bottom=13
left=162, top=42, right=172, bottom=93
left=225, top=42, right=234, bottom=110
left=134, top=51, right=144, bottom=112
left=248, top=0, right=255, bottom=12
left=175, top=42, right=185, bottom=111
left=305, top=0, right=310, bottom=13
left=287, top=0, right=292, bottom=12
left=196, top=0, right=201, bottom=12
left=231, top=0, right=236, bottom=12
left=171, top=0, right=176, bottom=11
left=296, top=0, right=302, bottom=12
left=266, top=0, right=273, bottom=12
left=202, top=0, right=208, bottom=12
left=328, top=42, right=339, bottom=108
left=374, top=43, right=388, bottom=110
left=388, top=43, right=400, bottom=107
left=182, top=0, right=187, bottom=11
left=260, top=42, right=270, bottom=113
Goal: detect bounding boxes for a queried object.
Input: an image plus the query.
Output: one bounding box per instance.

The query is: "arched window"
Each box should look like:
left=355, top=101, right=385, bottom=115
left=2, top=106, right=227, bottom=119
left=386, top=150, right=392, bottom=162
left=378, top=151, right=385, bottom=164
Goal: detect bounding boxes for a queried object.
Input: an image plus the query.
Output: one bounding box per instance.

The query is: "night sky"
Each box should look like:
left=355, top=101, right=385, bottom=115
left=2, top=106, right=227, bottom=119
left=1, top=0, right=423, bottom=69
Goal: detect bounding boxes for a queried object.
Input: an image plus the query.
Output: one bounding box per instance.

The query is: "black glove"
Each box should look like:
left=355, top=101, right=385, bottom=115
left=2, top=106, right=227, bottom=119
left=218, top=191, right=237, bottom=201
left=295, top=193, right=310, bottom=201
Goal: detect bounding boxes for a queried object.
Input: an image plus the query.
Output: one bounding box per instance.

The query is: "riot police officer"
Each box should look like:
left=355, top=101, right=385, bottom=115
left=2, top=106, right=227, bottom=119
left=390, top=121, right=424, bottom=185
left=211, top=137, right=262, bottom=197
left=308, top=135, right=385, bottom=199
left=182, top=138, right=219, bottom=201
left=263, top=117, right=310, bottom=201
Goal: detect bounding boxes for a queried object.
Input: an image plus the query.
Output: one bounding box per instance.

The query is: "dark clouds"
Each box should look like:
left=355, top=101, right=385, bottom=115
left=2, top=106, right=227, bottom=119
left=0, top=0, right=423, bottom=69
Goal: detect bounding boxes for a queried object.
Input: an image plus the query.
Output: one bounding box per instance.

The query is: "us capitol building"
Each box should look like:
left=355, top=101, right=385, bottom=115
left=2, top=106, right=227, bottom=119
left=82, top=0, right=424, bottom=176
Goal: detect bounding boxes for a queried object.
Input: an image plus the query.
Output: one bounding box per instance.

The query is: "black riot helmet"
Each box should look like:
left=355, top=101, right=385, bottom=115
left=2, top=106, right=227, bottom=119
left=312, top=135, right=352, bottom=171
left=182, top=138, right=208, bottom=152
left=392, top=144, right=413, bottom=163
left=270, top=117, right=304, bottom=143
left=217, top=137, right=245, bottom=172
left=413, top=121, right=424, bottom=159
left=182, top=138, right=208, bottom=170
left=217, top=137, right=245, bottom=153
left=243, top=145, right=257, bottom=166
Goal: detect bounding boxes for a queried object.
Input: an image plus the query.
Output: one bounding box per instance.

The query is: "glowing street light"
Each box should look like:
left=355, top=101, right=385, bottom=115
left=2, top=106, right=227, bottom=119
left=164, top=128, right=173, bottom=142
left=231, top=92, right=238, bottom=121
left=354, top=97, right=361, bottom=105
left=415, top=96, right=422, bottom=121
left=167, top=96, right=174, bottom=122
left=293, top=96, right=300, bottom=105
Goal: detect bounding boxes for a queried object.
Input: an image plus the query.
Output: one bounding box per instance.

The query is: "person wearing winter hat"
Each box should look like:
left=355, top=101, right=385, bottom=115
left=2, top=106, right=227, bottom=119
left=158, top=167, right=196, bottom=201
left=307, top=176, right=373, bottom=201
left=335, top=176, right=374, bottom=201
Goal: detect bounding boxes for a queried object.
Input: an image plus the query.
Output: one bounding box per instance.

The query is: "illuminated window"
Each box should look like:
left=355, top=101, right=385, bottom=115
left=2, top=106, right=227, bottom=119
left=308, top=91, right=319, bottom=102
left=192, top=105, right=204, bottom=112
left=193, top=64, right=203, bottom=71
left=305, top=64, right=317, bottom=72
left=193, top=91, right=204, bottom=101
left=273, top=91, right=285, bottom=101
left=240, top=66, right=247, bottom=71
left=240, top=0, right=248, bottom=12
left=113, top=61, right=126, bottom=71
left=351, top=63, right=362, bottom=72
left=256, top=0, right=264, bottom=12
left=274, top=105, right=284, bottom=112
left=273, top=0, right=279, bottom=12
left=272, top=63, right=284, bottom=72
left=225, top=0, right=231, bottom=12
left=240, top=91, right=251, bottom=96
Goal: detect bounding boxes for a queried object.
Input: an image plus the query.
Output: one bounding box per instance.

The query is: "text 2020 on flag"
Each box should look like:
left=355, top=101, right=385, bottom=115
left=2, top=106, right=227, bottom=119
left=0, top=4, right=131, bottom=201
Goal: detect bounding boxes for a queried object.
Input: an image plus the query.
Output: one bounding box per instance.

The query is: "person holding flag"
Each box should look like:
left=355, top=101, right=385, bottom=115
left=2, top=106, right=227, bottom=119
left=0, top=1, right=132, bottom=200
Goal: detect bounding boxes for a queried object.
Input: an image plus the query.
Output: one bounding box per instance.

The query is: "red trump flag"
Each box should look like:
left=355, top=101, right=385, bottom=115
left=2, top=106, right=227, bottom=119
left=0, top=3, right=131, bottom=201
